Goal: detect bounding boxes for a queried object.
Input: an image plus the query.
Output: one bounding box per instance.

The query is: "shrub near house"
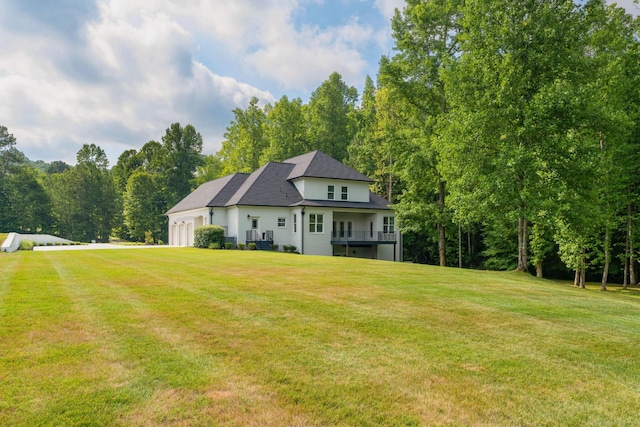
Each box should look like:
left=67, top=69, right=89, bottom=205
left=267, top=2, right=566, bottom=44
left=193, top=225, right=225, bottom=249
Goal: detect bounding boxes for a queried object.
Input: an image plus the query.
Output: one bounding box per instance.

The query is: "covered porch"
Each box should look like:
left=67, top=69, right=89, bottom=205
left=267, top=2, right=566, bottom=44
left=331, top=211, right=397, bottom=260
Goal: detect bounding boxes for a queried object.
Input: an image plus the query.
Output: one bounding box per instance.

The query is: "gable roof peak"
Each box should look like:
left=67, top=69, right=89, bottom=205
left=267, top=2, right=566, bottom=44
left=284, top=150, right=373, bottom=182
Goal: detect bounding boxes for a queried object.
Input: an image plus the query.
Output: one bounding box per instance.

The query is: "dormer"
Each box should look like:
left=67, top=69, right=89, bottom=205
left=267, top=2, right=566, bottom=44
left=284, top=151, right=373, bottom=202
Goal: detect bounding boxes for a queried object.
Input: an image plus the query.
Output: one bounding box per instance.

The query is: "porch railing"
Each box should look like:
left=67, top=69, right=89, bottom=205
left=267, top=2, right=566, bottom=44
left=246, top=230, right=274, bottom=243
left=331, top=230, right=397, bottom=243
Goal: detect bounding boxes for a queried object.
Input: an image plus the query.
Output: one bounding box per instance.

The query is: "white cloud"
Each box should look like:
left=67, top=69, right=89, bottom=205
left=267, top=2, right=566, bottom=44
left=610, top=0, right=640, bottom=15
left=245, top=17, right=372, bottom=91
left=0, top=0, right=397, bottom=164
left=0, top=0, right=274, bottom=164
left=373, top=0, right=405, bottom=21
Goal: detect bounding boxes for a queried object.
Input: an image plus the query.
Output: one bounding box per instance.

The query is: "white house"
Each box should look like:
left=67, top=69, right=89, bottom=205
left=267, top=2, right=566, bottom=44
left=166, top=151, right=400, bottom=261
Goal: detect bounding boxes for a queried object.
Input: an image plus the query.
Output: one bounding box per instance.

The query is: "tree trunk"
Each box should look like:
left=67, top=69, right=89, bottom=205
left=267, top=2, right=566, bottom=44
left=458, top=222, right=463, bottom=268
left=438, top=180, right=446, bottom=267
left=601, top=227, right=609, bottom=291
left=467, top=228, right=472, bottom=267
left=574, top=269, right=579, bottom=287
left=624, top=210, right=630, bottom=289
left=630, top=210, right=636, bottom=286
left=517, top=215, right=528, bottom=272
left=579, top=248, right=586, bottom=289
left=536, top=262, right=543, bottom=278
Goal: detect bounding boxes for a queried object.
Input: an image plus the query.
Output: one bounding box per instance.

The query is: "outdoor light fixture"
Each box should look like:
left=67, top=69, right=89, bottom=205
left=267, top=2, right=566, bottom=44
left=247, top=214, right=251, bottom=219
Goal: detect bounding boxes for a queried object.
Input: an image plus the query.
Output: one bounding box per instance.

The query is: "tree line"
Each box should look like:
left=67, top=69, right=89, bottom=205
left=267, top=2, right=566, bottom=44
left=0, top=123, right=202, bottom=245
left=1, top=0, right=639, bottom=288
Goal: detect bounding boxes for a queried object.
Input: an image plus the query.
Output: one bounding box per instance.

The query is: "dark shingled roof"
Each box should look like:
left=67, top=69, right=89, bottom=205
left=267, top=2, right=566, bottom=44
left=207, top=173, right=250, bottom=207
left=166, top=151, right=391, bottom=214
left=285, top=150, right=373, bottom=182
left=166, top=173, right=249, bottom=214
left=225, top=162, right=303, bottom=207
left=291, top=191, right=392, bottom=210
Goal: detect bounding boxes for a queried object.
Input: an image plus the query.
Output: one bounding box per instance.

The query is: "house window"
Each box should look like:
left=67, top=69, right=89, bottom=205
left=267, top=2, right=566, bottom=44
left=341, top=186, right=348, bottom=200
left=309, top=214, right=324, bottom=233
left=328, top=185, right=335, bottom=200
left=293, top=214, right=297, bottom=233
left=251, top=218, right=259, bottom=229
left=383, top=216, right=395, bottom=233
left=278, top=217, right=286, bottom=228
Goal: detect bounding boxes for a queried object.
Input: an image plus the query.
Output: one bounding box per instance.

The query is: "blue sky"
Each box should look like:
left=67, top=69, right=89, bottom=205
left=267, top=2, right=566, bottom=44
left=0, top=0, right=637, bottom=165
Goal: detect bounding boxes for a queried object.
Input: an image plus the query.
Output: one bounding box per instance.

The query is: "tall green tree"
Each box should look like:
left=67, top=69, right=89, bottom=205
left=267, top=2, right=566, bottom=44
left=0, top=125, right=28, bottom=231
left=2, top=166, right=53, bottom=233
left=123, top=171, right=165, bottom=242
left=161, top=123, right=204, bottom=208
left=45, top=161, right=71, bottom=175
left=348, top=76, right=406, bottom=201
left=138, top=140, right=166, bottom=175
left=219, top=98, right=268, bottom=174
left=379, top=0, right=463, bottom=267
left=194, top=154, right=224, bottom=186
left=440, top=0, right=587, bottom=272
left=111, top=149, right=144, bottom=239
left=0, top=125, right=26, bottom=179
left=581, top=0, right=640, bottom=289
left=112, top=149, right=143, bottom=195
left=261, top=95, right=308, bottom=163
left=347, top=75, right=378, bottom=181
left=47, top=144, right=116, bottom=242
left=306, top=72, right=358, bottom=161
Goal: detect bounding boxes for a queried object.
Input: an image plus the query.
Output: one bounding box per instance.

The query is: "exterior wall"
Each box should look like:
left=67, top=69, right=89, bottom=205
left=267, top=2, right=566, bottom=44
left=378, top=244, right=398, bottom=262
left=166, top=203, right=400, bottom=260
left=301, top=207, right=333, bottom=256
left=289, top=207, right=303, bottom=252
left=234, top=206, right=292, bottom=246
left=223, top=206, right=238, bottom=240
left=167, top=207, right=208, bottom=246
left=292, top=178, right=369, bottom=202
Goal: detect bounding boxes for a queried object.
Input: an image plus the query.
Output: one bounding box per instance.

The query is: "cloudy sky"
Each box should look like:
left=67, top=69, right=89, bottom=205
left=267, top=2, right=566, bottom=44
left=1, top=0, right=638, bottom=166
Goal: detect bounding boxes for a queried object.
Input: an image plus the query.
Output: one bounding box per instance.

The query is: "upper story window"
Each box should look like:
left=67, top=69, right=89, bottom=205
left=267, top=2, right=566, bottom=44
left=293, top=214, right=297, bottom=233
left=309, top=214, right=324, bottom=233
left=328, top=185, right=335, bottom=200
left=383, top=216, right=395, bottom=233
left=341, top=186, right=348, bottom=200
left=278, top=217, right=286, bottom=228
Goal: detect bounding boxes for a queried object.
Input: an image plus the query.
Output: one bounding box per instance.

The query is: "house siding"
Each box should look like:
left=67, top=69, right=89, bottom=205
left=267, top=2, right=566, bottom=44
left=166, top=151, right=400, bottom=261
left=293, top=178, right=369, bottom=202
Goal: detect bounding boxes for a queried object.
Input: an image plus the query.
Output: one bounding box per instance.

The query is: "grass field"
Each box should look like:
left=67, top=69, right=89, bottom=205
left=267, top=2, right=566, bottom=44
left=1, top=248, right=639, bottom=426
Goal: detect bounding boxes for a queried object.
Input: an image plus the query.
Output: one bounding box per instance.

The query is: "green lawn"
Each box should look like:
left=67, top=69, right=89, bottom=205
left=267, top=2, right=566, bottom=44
left=1, top=249, right=639, bottom=426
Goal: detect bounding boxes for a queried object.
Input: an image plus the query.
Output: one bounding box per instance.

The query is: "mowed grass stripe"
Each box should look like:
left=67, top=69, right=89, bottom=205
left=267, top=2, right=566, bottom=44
left=1, top=248, right=640, bottom=425
left=39, top=249, right=307, bottom=426
left=0, top=252, right=135, bottom=425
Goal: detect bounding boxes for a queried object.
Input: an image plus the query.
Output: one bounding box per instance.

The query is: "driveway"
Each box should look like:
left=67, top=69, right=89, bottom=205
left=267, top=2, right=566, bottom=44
left=34, top=243, right=175, bottom=251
